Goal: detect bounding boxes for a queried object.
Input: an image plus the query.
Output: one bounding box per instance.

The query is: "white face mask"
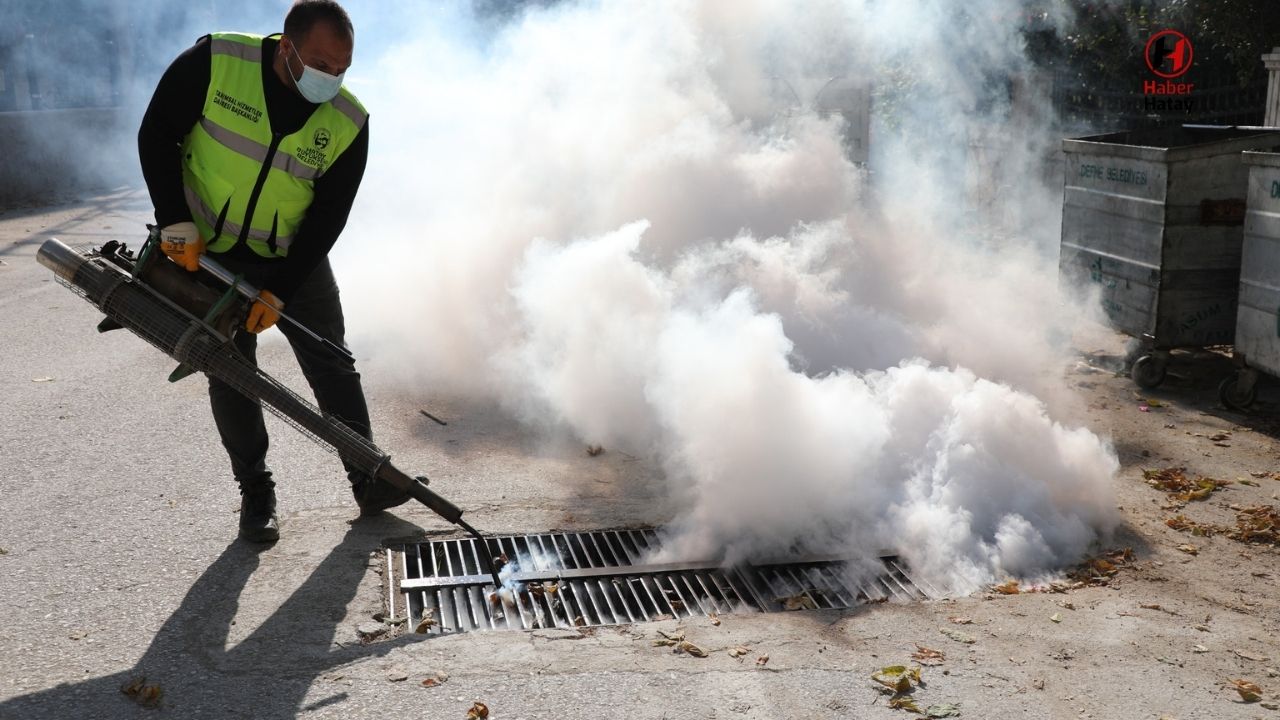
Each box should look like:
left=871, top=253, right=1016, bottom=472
left=286, top=41, right=344, bottom=103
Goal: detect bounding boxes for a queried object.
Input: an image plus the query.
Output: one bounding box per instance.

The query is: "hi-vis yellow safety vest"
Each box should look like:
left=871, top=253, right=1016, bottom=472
left=181, top=32, right=368, bottom=258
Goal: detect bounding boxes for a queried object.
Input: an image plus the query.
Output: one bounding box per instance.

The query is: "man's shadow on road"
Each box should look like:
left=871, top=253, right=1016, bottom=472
left=0, top=514, right=431, bottom=719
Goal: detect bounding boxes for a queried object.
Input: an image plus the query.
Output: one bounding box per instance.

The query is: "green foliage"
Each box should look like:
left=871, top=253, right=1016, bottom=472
left=1049, top=0, right=1280, bottom=88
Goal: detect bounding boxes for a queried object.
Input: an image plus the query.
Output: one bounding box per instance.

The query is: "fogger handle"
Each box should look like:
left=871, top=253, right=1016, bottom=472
left=197, top=254, right=354, bottom=361
left=197, top=254, right=251, bottom=293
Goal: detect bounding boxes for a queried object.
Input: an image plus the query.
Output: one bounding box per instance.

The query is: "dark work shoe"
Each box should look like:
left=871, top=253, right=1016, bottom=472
left=239, top=484, right=279, bottom=543
left=353, top=477, right=412, bottom=517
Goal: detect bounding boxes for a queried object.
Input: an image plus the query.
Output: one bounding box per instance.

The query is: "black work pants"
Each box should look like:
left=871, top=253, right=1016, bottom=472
left=206, top=256, right=371, bottom=489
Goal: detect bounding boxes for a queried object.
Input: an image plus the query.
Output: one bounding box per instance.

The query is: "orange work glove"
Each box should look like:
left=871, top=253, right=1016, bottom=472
left=158, top=221, right=205, bottom=272
left=245, top=290, right=284, bottom=334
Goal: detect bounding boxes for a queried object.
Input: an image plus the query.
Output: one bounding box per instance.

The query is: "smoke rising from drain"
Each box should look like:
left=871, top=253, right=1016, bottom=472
left=332, top=0, right=1118, bottom=593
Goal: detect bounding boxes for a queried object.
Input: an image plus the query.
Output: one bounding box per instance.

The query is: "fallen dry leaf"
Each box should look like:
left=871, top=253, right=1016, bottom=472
left=652, top=629, right=686, bottom=648
left=121, top=677, right=145, bottom=695
left=420, top=672, right=449, bottom=688
left=780, top=594, right=819, bottom=611
left=887, top=695, right=923, bottom=713
left=992, top=580, right=1020, bottom=595
left=728, top=646, right=750, bottom=658
left=947, top=616, right=974, bottom=625
left=1143, top=468, right=1230, bottom=506
left=120, top=676, right=162, bottom=708
left=871, top=665, right=922, bottom=694
left=1226, top=505, right=1280, bottom=545
left=1066, top=547, right=1134, bottom=586
left=1176, top=544, right=1199, bottom=555
left=466, top=701, right=491, bottom=719
left=136, top=686, right=162, bottom=707
left=414, top=610, right=436, bottom=634
left=1166, top=515, right=1219, bottom=537
left=925, top=703, right=962, bottom=718
left=675, top=640, right=708, bottom=658
left=911, top=644, right=946, bottom=665
left=756, top=654, right=770, bottom=667
left=708, top=612, right=721, bottom=627
left=1050, top=612, right=1062, bottom=623
left=1229, top=679, right=1263, bottom=702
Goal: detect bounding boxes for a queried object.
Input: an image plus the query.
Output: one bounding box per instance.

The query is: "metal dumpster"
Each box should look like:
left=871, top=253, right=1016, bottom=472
left=1220, top=148, right=1280, bottom=409
left=1059, top=125, right=1280, bottom=388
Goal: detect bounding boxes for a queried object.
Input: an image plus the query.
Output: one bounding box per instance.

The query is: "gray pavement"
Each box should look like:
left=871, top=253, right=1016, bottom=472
left=3, top=192, right=1279, bottom=720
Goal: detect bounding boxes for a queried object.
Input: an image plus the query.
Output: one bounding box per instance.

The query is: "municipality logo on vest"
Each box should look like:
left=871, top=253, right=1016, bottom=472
left=1142, top=29, right=1195, bottom=113
left=296, top=129, right=332, bottom=171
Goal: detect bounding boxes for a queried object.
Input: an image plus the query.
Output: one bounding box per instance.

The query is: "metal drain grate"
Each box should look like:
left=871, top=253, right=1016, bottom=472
left=386, top=529, right=936, bottom=634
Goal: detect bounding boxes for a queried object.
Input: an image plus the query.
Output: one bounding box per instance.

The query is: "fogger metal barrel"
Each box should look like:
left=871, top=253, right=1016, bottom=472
left=37, top=239, right=387, bottom=461
left=37, top=239, right=493, bottom=570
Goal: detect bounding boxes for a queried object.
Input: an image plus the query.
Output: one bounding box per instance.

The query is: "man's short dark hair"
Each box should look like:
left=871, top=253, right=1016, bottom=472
left=284, top=0, right=354, bottom=41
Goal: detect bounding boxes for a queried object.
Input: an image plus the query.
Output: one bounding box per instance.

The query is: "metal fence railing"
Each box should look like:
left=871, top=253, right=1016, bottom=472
left=1052, top=66, right=1269, bottom=133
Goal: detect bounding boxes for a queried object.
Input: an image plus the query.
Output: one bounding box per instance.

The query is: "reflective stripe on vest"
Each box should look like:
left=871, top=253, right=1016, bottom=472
left=208, top=37, right=261, bottom=62
left=199, top=118, right=321, bottom=182
left=181, top=32, right=368, bottom=258
left=184, top=184, right=295, bottom=250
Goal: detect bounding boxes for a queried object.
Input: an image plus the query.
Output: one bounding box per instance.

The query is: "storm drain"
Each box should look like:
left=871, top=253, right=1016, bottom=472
left=386, top=529, right=936, bottom=634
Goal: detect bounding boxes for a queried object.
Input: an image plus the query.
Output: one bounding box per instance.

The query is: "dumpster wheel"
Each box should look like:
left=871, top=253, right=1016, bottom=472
left=1131, top=355, right=1167, bottom=389
left=1219, top=371, right=1258, bottom=411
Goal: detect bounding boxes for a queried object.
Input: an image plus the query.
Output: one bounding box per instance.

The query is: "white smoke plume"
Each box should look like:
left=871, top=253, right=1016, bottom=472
left=329, top=0, right=1119, bottom=594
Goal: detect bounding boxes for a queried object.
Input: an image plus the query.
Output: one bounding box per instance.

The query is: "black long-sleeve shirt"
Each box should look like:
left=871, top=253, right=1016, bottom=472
left=137, top=34, right=368, bottom=303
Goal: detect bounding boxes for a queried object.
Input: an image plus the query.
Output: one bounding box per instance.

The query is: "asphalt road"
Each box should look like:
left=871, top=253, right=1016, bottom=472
left=2, top=192, right=1278, bottom=720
